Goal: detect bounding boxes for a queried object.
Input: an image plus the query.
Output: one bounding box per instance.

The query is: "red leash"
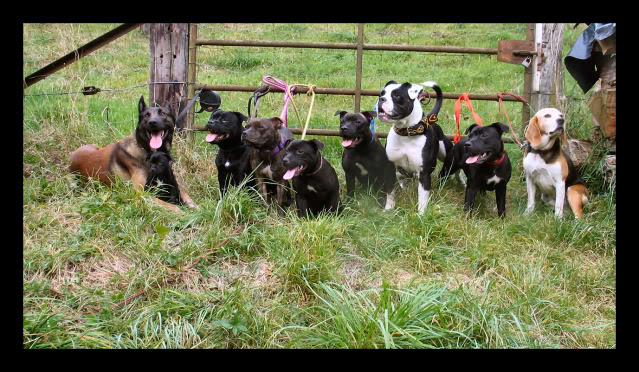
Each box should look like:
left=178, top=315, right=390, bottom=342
left=454, top=93, right=483, bottom=144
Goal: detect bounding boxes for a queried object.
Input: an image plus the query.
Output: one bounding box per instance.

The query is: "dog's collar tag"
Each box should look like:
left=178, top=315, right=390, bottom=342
left=393, top=114, right=437, bottom=136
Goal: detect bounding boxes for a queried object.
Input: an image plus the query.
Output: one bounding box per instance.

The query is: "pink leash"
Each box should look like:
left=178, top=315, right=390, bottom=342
left=263, top=75, right=294, bottom=128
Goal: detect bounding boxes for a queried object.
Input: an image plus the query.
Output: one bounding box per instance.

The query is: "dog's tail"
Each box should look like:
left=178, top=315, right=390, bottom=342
left=421, top=81, right=443, bottom=118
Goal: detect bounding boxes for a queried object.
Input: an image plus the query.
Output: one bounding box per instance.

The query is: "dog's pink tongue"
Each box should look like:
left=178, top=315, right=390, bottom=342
left=342, top=139, right=353, bottom=147
left=466, top=155, right=480, bottom=164
left=205, top=133, right=218, bottom=142
left=150, top=133, right=163, bottom=149
left=283, top=167, right=299, bottom=180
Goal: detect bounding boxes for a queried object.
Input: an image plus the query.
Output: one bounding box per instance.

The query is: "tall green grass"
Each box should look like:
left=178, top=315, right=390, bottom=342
left=23, top=23, right=615, bottom=349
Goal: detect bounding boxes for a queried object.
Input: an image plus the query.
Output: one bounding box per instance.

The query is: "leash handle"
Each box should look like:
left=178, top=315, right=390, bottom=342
left=454, top=93, right=483, bottom=143
left=286, top=84, right=316, bottom=140
left=263, top=76, right=294, bottom=127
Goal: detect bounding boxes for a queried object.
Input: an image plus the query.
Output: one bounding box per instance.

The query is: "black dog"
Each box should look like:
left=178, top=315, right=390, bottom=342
left=205, top=110, right=256, bottom=197
left=282, top=139, right=341, bottom=217
left=336, top=110, right=396, bottom=207
left=145, top=151, right=184, bottom=205
left=441, top=122, right=512, bottom=217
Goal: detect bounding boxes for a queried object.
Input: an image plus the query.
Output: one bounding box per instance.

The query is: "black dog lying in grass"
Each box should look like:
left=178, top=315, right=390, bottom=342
left=145, top=151, right=183, bottom=205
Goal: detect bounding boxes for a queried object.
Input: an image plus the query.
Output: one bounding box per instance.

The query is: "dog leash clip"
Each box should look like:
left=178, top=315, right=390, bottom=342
left=82, top=86, right=101, bottom=95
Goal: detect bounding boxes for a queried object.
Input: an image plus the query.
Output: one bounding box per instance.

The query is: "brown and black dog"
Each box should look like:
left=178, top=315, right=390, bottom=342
left=69, top=96, right=195, bottom=212
left=241, top=116, right=294, bottom=215
left=523, top=108, right=589, bottom=218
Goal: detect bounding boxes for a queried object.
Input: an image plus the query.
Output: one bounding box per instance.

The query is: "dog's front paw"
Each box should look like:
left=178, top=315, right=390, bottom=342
left=523, top=207, right=534, bottom=216
left=186, top=202, right=199, bottom=209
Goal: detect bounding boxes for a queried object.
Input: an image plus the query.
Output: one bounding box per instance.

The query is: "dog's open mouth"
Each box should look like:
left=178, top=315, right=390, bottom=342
left=149, top=130, right=166, bottom=150
left=466, top=152, right=492, bottom=164
left=205, top=132, right=230, bottom=143
left=341, top=136, right=363, bottom=148
left=283, top=166, right=305, bottom=180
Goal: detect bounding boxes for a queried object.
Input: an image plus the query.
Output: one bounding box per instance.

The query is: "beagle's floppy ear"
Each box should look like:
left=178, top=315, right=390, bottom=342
left=525, top=115, right=542, bottom=148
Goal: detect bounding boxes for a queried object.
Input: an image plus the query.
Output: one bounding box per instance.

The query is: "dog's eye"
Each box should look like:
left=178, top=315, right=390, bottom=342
left=145, top=113, right=151, bottom=117
left=481, top=133, right=488, bottom=138
left=159, top=111, right=165, bottom=116
left=544, top=114, right=551, bottom=118
left=297, top=149, right=304, bottom=154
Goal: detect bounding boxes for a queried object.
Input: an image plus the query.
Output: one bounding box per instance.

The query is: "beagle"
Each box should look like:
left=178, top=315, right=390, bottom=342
left=523, top=108, right=589, bottom=218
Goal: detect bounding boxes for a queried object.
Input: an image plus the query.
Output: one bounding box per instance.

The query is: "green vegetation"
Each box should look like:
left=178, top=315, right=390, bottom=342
left=23, top=23, right=615, bottom=348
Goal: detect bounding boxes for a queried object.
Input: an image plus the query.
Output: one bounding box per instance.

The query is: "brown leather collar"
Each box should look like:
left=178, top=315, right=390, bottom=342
left=393, top=114, right=438, bottom=136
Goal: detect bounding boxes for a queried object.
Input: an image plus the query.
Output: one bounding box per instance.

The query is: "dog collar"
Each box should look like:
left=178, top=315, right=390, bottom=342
left=270, top=137, right=286, bottom=155
left=487, top=152, right=506, bottom=166
left=307, top=156, right=323, bottom=176
left=393, top=114, right=438, bottom=136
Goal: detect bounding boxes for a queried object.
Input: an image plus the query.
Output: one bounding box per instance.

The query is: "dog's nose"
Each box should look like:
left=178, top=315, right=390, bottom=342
left=464, top=141, right=472, bottom=148
left=378, top=97, right=386, bottom=103
left=340, top=126, right=347, bottom=132
left=282, top=157, right=289, bottom=167
left=557, top=118, right=565, bottom=126
left=148, top=120, right=159, bottom=128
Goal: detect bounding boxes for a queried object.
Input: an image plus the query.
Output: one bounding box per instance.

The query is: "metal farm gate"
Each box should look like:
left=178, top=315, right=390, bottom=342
left=185, top=23, right=538, bottom=141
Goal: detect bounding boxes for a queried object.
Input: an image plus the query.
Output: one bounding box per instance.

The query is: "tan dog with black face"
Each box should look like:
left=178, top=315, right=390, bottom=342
left=523, top=108, right=589, bottom=218
left=69, top=96, right=195, bottom=213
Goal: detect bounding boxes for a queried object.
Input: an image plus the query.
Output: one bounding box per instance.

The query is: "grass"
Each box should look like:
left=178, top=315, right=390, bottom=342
left=23, top=23, right=615, bottom=349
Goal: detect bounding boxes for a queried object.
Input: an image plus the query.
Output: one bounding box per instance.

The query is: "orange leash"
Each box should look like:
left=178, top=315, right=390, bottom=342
left=454, top=93, right=483, bottom=144
left=496, top=92, right=527, bottom=148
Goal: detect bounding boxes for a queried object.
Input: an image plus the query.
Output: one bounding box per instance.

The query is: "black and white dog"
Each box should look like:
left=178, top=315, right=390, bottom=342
left=377, top=81, right=453, bottom=214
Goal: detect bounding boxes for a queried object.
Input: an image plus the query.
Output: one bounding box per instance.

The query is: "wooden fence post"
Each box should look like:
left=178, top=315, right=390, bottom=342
left=149, top=23, right=190, bottom=133
left=531, top=23, right=566, bottom=113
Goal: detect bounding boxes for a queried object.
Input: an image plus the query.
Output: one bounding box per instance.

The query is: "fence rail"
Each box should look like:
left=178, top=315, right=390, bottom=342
left=195, top=39, right=498, bottom=55
left=193, top=83, right=524, bottom=102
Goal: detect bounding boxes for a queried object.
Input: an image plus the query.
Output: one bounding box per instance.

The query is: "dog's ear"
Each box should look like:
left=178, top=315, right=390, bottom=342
left=360, top=110, right=377, bottom=122
left=271, top=117, right=283, bottom=129
left=284, top=138, right=294, bottom=148
left=490, top=122, right=510, bottom=135
left=407, top=84, right=424, bottom=100
left=234, top=112, right=248, bottom=123
left=466, top=124, right=479, bottom=135
left=525, top=115, right=542, bottom=148
left=139, top=96, right=147, bottom=113
left=161, top=101, right=175, bottom=117
left=309, top=139, right=325, bottom=152
left=335, top=110, right=348, bottom=120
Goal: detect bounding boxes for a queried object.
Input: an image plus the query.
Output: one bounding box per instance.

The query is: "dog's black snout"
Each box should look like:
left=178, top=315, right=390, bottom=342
left=378, top=97, right=386, bottom=104
left=282, top=157, right=290, bottom=167
left=464, top=141, right=472, bottom=148
left=557, top=118, right=565, bottom=126
left=340, top=125, right=348, bottom=133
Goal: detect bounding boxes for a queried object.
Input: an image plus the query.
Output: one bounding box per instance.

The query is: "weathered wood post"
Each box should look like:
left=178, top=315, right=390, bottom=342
left=531, top=23, right=566, bottom=113
left=149, top=23, right=190, bottom=133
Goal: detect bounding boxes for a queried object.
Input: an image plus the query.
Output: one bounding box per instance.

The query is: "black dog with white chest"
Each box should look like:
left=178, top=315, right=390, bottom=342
left=282, top=139, right=341, bottom=217
left=441, top=122, right=512, bottom=217
left=205, top=110, right=256, bottom=197
left=145, top=151, right=184, bottom=205
left=337, top=110, right=396, bottom=206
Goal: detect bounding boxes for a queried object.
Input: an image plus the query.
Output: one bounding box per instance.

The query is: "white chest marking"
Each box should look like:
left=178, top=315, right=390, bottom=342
left=385, top=131, right=426, bottom=173
left=355, top=162, right=368, bottom=176
left=307, top=185, right=317, bottom=193
left=523, top=153, right=563, bottom=194
left=487, top=175, right=501, bottom=185
left=224, top=161, right=231, bottom=168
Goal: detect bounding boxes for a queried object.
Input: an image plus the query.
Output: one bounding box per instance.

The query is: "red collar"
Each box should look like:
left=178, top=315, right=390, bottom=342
left=487, top=152, right=506, bottom=165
